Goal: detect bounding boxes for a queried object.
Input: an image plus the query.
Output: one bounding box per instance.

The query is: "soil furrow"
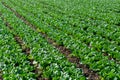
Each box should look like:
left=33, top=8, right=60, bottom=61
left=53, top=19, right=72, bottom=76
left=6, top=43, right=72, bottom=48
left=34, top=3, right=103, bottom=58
left=0, top=77, right=3, bottom=80
left=0, top=69, right=2, bottom=80
left=2, top=2, right=100, bottom=80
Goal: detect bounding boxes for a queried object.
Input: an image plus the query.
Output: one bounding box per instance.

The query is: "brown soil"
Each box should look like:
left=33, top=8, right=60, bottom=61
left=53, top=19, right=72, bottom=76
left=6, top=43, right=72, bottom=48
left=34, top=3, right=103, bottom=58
left=0, top=77, right=3, bottom=80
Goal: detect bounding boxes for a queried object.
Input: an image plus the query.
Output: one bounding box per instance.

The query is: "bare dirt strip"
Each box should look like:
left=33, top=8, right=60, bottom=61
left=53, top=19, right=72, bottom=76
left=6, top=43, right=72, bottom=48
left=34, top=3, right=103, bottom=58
left=0, top=73, right=3, bottom=80
left=2, top=2, right=100, bottom=80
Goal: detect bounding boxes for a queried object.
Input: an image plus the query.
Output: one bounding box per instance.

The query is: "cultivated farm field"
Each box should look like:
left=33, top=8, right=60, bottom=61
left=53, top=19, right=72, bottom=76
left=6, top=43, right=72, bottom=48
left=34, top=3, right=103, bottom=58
left=0, top=0, right=120, bottom=80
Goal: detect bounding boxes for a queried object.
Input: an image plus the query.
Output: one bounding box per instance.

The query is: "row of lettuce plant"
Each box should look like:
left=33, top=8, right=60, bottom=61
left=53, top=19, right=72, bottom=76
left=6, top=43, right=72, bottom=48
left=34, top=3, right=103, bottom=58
left=0, top=17, right=37, bottom=79
left=2, top=0, right=120, bottom=79
left=8, top=0, right=120, bottom=53
left=0, top=2, right=86, bottom=80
